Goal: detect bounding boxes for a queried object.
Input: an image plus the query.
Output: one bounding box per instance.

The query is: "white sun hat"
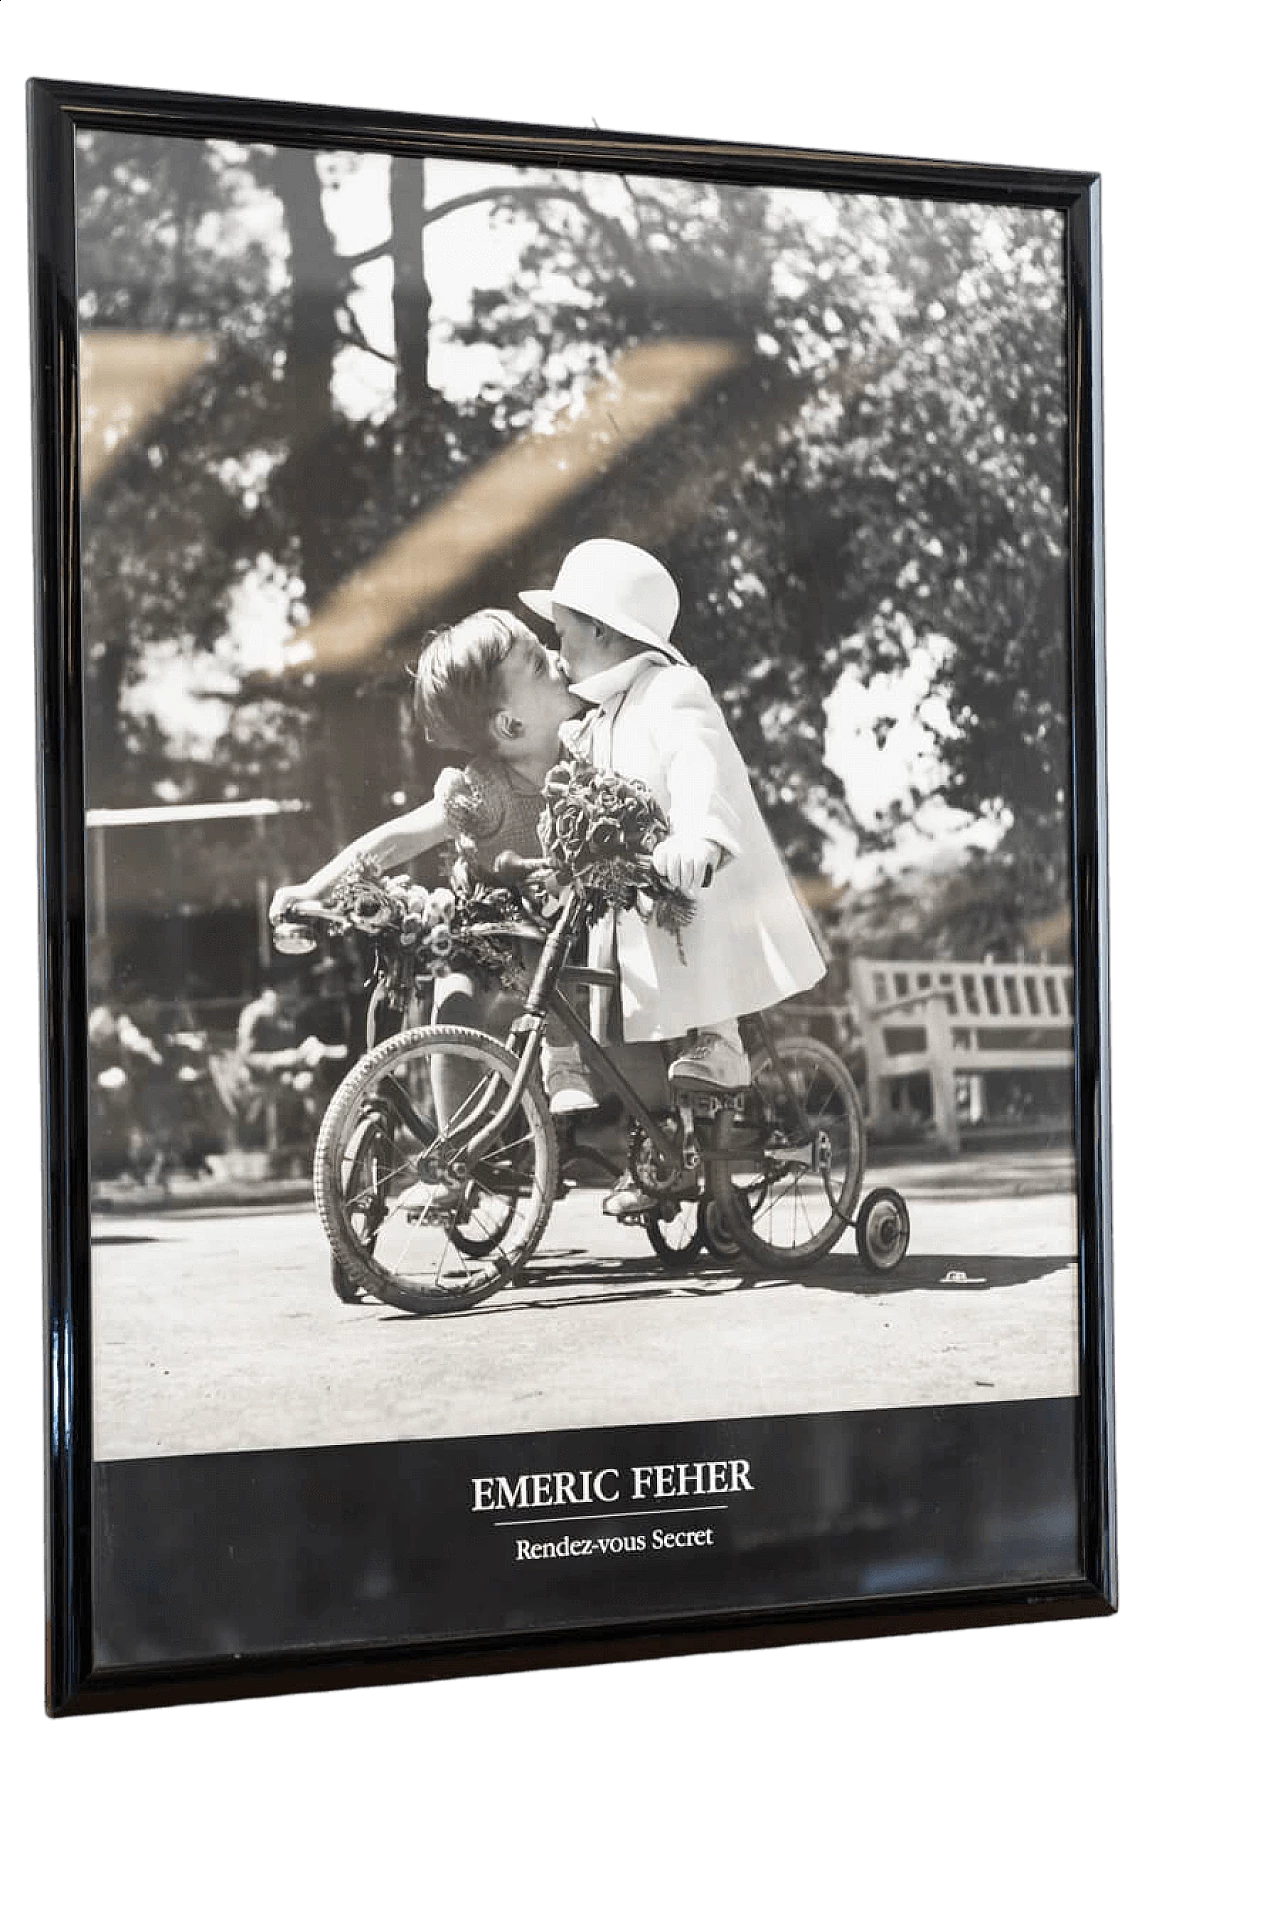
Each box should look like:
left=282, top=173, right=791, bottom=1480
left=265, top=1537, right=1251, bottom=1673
left=520, top=539, right=685, bottom=662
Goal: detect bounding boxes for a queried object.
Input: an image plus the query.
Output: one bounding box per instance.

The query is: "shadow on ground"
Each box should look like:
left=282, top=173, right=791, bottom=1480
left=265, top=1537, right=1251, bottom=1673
left=363, top=1250, right=1074, bottom=1322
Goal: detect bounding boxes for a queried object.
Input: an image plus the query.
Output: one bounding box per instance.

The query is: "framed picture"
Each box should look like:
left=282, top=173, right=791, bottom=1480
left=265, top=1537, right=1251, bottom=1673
left=31, top=76, right=1113, bottom=1715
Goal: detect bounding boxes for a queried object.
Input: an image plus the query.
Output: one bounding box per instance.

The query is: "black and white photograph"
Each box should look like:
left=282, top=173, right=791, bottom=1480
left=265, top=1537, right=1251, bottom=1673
left=33, top=82, right=1110, bottom=1706
left=80, top=130, right=1081, bottom=1425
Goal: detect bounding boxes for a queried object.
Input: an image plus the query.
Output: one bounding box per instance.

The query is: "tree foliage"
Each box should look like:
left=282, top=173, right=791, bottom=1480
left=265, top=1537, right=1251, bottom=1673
left=75, top=135, right=1069, bottom=949
left=466, top=177, right=1069, bottom=908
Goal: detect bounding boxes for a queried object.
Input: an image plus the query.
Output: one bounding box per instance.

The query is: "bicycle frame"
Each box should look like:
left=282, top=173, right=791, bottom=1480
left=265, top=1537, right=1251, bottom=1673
left=450, top=891, right=687, bottom=1179
left=295, top=873, right=890, bottom=1303
left=326, top=879, right=819, bottom=1192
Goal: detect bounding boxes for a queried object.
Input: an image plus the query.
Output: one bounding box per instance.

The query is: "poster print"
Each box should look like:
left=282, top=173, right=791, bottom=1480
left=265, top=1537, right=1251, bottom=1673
left=32, top=81, right=1113, bottom=1711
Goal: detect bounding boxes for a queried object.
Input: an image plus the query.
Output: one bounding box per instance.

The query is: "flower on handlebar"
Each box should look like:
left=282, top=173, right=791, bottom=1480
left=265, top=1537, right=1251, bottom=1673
left=340, top=878, right=397, bottom=932
left=323, top=857, right=524, bottom=1002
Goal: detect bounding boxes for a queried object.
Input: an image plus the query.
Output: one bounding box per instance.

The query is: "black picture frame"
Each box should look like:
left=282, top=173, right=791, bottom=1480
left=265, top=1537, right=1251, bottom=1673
left=31, top=75, right=1114, bottom=1716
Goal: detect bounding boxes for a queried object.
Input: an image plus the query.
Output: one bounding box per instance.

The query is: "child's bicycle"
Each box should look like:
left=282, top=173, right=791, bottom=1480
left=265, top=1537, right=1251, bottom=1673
left=275, top=854, right=910, bottom=1316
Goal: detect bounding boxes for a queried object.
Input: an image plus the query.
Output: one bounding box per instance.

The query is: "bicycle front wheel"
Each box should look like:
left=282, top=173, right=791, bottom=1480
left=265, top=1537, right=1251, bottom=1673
left=328, top=1109, right=390, bottom=1303
left=314, top=1025, right=557, bottom=1315
left=708, top=1035, right=865, bottom=1273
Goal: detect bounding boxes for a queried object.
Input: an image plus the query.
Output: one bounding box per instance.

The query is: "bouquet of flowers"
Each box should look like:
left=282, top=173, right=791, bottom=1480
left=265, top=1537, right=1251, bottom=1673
left=537, top=756, right=696, bottom=943
left=330, top=858, right=522, bottom=995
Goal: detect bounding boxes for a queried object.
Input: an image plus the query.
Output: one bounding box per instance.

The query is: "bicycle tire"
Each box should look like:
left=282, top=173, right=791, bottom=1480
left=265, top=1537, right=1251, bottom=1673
left=643, top=1201, right=705, bottom=1270
left=708, top=1035, right=865, bottom=1273
left=698, top=1193, right=756, bottom=1268
left=314, top=1024, right=557, bottom=1315
left=328, top=1108, right=393, bottom=1303
left=854, top=1186, right=911, bottom=1272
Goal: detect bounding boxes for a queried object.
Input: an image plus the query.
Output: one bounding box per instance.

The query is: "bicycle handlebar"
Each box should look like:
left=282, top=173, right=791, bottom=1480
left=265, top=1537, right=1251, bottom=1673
left=493, top=848, right=716, bottom=895
left=627, top=851, right=718, bottom=892
left=492, top=851, right=546, bottom=889
left=270, top=898, right=345, bottom=954
left=274, top=898, right=345, bottom=927
left=271, top=843, right=715, bottom=956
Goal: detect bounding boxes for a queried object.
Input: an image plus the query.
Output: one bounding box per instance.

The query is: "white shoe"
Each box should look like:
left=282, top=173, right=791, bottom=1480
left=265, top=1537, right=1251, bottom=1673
left=399, top=1176, right=467, bottom=1224
left=543, top=1046, right=599, bottom=1117
left=668, top=1030, right=750, bottom=1091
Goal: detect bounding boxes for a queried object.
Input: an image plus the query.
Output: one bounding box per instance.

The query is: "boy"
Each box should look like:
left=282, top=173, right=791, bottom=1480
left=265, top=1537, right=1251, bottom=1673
left=520, top=539, right=826, bottom=1209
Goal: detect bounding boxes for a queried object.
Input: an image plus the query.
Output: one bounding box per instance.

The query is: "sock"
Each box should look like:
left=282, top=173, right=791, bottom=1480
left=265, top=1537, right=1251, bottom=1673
left=543, top=1042, right=586, bottom=1072
left=696, top=1019, right=745, bottom=1052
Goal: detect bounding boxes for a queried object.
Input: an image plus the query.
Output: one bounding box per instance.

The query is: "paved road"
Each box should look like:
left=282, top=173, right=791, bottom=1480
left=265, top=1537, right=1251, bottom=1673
left=91, top=1149, right=1079, bottom=1459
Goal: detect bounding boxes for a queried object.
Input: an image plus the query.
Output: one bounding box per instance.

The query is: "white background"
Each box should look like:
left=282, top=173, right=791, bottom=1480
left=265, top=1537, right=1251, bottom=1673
left=1, top=4, right=1273, bottom=1914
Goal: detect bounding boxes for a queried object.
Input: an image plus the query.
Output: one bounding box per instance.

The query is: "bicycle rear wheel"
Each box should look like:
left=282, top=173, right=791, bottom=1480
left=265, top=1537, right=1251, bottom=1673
left=314, top=1024, right=557, bottom=1315
left=707, top=1035, right=865, bottom=1273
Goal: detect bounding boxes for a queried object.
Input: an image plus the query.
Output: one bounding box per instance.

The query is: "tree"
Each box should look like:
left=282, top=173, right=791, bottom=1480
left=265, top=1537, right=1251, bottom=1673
left=75, top=137, right=1071, bottom=955
left=459, top=177, right=1069, bottom=919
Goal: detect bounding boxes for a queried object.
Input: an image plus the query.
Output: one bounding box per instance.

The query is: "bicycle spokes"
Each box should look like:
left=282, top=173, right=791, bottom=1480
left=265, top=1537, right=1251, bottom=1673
left=708, top=1036, right=866, bottom=1273
left=316, top=1026, right=558, bottom=1313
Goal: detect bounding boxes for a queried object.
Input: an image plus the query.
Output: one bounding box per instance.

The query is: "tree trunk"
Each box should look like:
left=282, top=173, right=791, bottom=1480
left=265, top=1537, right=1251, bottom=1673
left=390, top=156, right=431, bottom=434
left=376, top=156, right=436, bottom=816
left=256, top=148, right=352, bottom=844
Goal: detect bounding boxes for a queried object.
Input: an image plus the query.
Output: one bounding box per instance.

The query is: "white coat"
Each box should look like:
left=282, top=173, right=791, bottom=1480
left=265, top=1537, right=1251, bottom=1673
left=565, top=653, right=826, bottom=1043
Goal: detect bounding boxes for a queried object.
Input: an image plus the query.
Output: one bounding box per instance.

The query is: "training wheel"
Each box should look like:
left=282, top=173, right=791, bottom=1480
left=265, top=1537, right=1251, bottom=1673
left=699, top=1194, right=745, bottom=1261
left=855, top=1187, right=911, bottom=1272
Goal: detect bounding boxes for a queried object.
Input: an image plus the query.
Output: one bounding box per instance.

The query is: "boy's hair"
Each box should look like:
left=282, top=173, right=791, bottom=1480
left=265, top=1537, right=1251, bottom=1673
left=412, top=609, right=532, bottom=754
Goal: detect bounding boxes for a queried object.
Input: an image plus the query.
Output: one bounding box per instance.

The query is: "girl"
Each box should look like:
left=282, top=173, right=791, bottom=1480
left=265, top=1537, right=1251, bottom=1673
left=270, top=610, right=595, bottom=1119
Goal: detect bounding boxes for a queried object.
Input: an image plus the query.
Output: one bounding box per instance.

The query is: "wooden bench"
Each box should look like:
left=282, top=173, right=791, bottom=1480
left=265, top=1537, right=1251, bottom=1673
left=848, top=958, right=1075, bottom=1153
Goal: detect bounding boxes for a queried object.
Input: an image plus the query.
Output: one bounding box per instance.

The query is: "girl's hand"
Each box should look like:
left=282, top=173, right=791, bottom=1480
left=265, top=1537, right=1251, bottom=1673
left=269, top=882, right=312, bottom=923
left=651, top=835, right=719, bottom=894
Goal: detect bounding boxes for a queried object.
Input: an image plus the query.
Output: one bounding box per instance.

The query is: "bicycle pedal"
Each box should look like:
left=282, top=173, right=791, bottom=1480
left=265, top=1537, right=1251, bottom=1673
left=674, top=1086, right=747, bottom=1117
